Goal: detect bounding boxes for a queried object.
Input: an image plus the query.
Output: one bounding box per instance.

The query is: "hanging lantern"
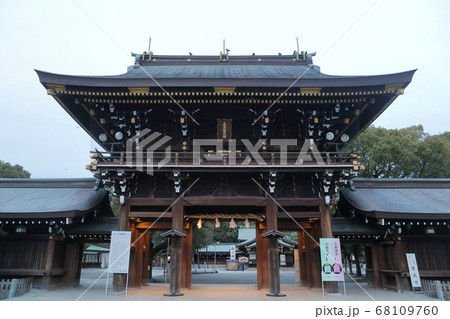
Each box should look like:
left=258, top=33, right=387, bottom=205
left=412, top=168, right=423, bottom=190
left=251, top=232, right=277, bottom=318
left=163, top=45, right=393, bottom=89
left=245, top=218, right=250, bottom=229
left=197, top=218, right=202, bottom=229
left=215, top=218, right=220, bottom=228
left=229, top=218, right=237, bottom=229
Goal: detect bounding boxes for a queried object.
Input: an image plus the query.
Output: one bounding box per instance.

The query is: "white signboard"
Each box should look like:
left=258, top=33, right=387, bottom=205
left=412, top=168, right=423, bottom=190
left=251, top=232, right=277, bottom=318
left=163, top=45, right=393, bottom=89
left=230, top=246, right=236, bottom=260
left=319, top=238, right=344, bottom=282
left=280, top=254, right=286, bottom=266
left=406, top=253, right=422, bottom=288
left=294, top=249, right=300, bottom=285
left=108, top=231, right=131, bottom=274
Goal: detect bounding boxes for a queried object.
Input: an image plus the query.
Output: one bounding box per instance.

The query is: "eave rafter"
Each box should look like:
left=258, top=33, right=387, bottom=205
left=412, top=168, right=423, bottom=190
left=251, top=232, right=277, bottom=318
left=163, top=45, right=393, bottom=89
left=46, top=85, right=404, bottom=98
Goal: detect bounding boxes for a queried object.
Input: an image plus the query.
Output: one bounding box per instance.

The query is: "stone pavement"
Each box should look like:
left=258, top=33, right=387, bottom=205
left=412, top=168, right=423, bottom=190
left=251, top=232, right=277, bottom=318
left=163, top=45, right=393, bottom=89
left=5, top=267, right=439, bottom=302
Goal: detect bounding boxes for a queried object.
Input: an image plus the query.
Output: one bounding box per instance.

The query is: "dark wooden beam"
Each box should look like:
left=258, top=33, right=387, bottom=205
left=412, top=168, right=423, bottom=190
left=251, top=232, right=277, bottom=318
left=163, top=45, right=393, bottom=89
left=276, top=198, right=322, bottom=206
left=0, top=268, right=65, bottom=276
left=129, top=211, right=172, bottom=218
left=183, top=196, right=266, bottom=206
left=135, top=222, right=172, bottom=230
left=129, top=198, right=174, bottom=206
left=277, top=211, right=321, bottom=219
left=277, top=222, right=312, bottom=230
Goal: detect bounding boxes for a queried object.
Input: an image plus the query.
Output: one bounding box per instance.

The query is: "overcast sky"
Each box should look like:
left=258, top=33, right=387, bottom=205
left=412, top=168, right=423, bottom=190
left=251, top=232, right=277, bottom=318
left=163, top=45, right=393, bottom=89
left=0, top=0, right=449, bottom=178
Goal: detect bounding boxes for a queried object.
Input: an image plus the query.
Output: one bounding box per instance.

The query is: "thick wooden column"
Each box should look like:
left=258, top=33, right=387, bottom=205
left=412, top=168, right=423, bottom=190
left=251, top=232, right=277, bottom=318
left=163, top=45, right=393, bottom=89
left=265, top=198, right=285, bottom=297
left=75, top=243, right=84, bottom=285
left=256, top=222, right=269, bottom=289
left=164, top=199, right=184, bottom=296
left=305, top=223, right=321, bottom=289
left=395, top=238, right=410, bottom=292
left=41, top=236, right=56, bottom=289
left=297, top=231, right=308, bottom=286
left=320, top=203, right=338, bottom=293
left=62, top=241, right=81, bottom=287
left=141, top=230, right=151, bottom=286
left=129, top=225, right=144, bottom=288
left=370, top=244, right=383, bottom=289
left=113, top=201, right=130, bottom=292
left=181, top=224, right=193, bottom=289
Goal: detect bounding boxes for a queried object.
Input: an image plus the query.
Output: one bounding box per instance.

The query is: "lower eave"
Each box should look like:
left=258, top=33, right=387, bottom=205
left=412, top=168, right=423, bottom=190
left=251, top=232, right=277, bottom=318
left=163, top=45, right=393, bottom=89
left=0, top=210, right=94, bottom=219
left=355, top=210, right=450, bottom=220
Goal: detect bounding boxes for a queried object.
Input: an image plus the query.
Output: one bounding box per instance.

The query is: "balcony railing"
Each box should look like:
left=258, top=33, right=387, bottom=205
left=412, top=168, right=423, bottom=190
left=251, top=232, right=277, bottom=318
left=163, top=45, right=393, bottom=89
left=88, top=150, right=361, bottom=172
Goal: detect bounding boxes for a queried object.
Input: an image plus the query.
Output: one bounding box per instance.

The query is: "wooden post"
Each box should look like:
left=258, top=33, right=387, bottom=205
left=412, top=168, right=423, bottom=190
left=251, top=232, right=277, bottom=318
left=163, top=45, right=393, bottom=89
left=320, top=203, right=338, bottom=293
left=164, top=198, right=184, bottom=296
left=141, top=230, right=151, bottom=286
left=181, top=224, right=193, bottom=289
left=395, top=238, right=409, bottom=292
left=129, top=224, right=144, bottom=288
left=62, top=241, right=81, bottom=287
left=256, top=222, right=269, bottom=289
left=370, top=244, right=383, bottom=289
left=305, top=224, right=321, bottom=288
left=42, top=236, right=56, bottom=290
left=297, top=231, right=308, bottom=286
left=113, top=201, right=130, bottom=293
left=75, top=243, right=84, bottom=285
left=265, top=198, right=285, bottom=297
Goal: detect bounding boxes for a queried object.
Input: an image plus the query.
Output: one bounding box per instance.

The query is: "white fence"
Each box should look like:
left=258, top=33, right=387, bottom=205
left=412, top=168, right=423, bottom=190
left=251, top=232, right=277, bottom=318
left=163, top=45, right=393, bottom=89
left=0, top=277, right=33, bottom=300
left=421, top=279, right=450, bottom=301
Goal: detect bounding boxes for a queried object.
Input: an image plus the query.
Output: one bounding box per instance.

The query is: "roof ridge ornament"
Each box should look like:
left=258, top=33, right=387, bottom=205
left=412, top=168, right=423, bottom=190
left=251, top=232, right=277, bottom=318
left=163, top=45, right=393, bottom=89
left=220, top=38, right=229, bottom=62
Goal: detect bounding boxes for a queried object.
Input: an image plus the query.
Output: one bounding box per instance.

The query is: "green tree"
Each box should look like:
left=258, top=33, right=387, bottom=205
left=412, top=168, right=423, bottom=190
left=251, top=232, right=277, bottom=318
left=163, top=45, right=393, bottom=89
left=346, top=125, right=450, bottom=178
left=212, top=222, right=238, bottom=243
left=0, top=160, right=31, bottom=178
left=415, top=134, right=450, bottom=178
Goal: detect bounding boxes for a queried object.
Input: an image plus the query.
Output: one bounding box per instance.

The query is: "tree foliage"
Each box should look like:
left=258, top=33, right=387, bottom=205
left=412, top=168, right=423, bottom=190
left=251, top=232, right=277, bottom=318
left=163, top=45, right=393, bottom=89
left=0, top=160, right=31, bottom=178
left=192, top=221, right=238, bottom=252
left=346, top=125, right=450, bottom=178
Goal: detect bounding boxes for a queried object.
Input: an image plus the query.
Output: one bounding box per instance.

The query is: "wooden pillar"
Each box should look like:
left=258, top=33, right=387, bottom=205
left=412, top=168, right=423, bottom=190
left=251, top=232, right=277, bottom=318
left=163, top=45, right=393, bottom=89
left=74, top=243, right=84, bottom=285
left=256, top=222, right=269, bottom=289
left=297, top=231, right=308, bottom=286
left=62, top=241, right=81, bottom=287
left=181, top=224, right=193, bottom=289
left=370, top=244, right=383, bottom=289
left=164, top=199, right=184, bottom=296
left=395, top=238, right=409, bottom=292
left=42, top=236, right=56, bottom=290
left=265, top=198, right=285, bottom=297
left=141, top=230, right=151, bottom=286
left=320, top=203, right=338, bottom=293
left=113, top=201, right=129, bottom=292
left=305, top=224, right=321, bottom=289
left=129, top=225, right=144, bottom=288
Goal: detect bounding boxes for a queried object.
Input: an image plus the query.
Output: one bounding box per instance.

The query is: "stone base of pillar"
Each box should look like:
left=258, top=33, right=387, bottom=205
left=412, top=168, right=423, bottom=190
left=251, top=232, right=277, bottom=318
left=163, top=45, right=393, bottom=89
left=266, top=293, right=286, bottom=297
left=163, top=292, right=184, bottom=297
